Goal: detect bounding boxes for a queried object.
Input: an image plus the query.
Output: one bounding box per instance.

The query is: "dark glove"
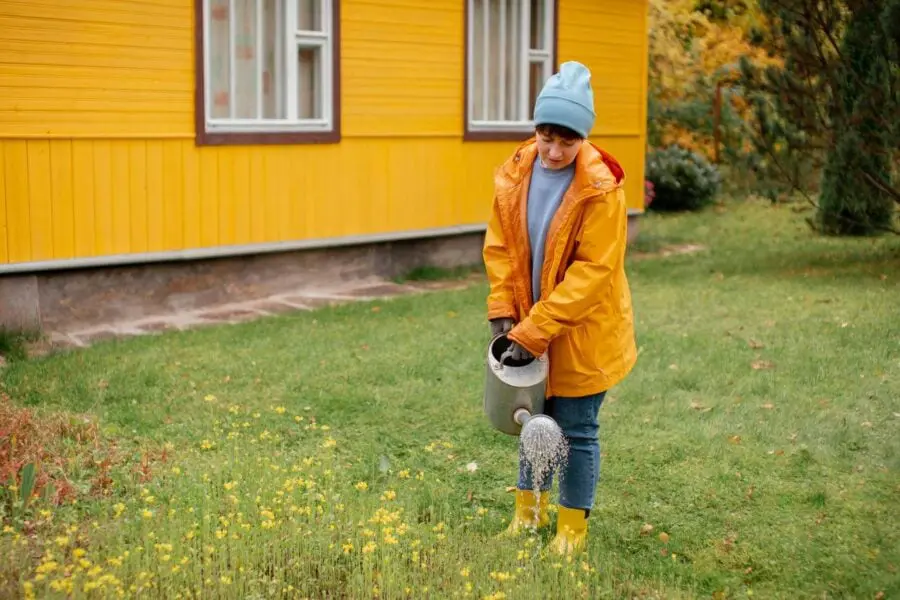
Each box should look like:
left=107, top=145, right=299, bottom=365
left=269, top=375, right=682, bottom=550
left=489, top=317, right=515, bottom=337
left=501, top=341, right=533, bottom=365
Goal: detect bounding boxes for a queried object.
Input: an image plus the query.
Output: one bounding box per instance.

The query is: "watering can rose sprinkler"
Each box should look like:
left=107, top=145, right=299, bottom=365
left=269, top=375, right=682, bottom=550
left=483, top=332, right=557, bottom=436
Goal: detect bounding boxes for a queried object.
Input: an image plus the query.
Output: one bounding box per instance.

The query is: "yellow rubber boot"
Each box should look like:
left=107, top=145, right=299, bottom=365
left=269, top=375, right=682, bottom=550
left=549, top=506, right=588, bottom=555
left=501, top=489, right=550, bottom=536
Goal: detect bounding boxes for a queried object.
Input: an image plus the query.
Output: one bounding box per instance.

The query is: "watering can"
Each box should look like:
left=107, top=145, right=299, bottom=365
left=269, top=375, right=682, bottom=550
left=483, top=333, right=549, bottom=436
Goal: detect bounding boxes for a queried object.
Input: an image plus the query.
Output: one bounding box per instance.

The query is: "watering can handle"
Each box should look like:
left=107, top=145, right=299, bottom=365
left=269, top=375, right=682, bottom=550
left=499, top=347, right=516, bottom=367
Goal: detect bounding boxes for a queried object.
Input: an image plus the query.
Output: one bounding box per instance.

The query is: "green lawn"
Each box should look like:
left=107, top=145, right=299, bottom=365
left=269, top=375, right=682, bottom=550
left=1, top=198, right=898, bottom=599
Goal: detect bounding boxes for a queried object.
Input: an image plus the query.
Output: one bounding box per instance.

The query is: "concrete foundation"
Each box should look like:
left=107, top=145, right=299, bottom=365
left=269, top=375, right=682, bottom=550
left=0, top=232, right=486, bottom=335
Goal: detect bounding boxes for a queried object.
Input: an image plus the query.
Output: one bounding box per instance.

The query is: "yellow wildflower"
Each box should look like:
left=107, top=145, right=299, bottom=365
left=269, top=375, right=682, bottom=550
left=142, top=510, right=154, bottom=519
left=223, top=481, right=237, bottom=491
left=398, top=469, right=410, bottom=479
left=204, top=394, right=216, bottom=402
left=54, top=536, right=70, bottom=547
left=461, top=567, right=470, bottom=577
left=200, top=440, right=215, bottom=450
left=274, top=406, right=286, bottom=414
left=322, top=437, right=337, bottom=449
left=355, top=481, right=369, bottom=491
left=362, top=542, right=377, bottom=554
left=342, top=543, right=353, bottom=554
left=73, top=548, right=86, bottom=559
left=381, top=490, right=397, bottom=501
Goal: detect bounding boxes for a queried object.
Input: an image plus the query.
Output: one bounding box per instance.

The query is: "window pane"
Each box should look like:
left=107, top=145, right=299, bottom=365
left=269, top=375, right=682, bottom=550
left=529, top=60, right=545, bottom=117
left=504, top=0, right=520, bottom=121
left=298, top=47, right=322, bottom=119
left=262, top=0, right=282, bottom=118
left=208, top=0, right=232, bottom=118
left=233, top=0, right=259, bottom=118
left=530, top=0, right=545, bottom=51
left=298, top=0, right=321, bottom=32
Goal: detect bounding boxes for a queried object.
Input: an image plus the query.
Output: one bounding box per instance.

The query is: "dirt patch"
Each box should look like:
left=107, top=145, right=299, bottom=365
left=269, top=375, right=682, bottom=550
left=629, top=243, right=706, bottom=261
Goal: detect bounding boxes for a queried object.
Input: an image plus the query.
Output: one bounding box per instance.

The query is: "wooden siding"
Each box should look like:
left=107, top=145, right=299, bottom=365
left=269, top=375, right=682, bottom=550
left=0, top=0, right=649, bottom=267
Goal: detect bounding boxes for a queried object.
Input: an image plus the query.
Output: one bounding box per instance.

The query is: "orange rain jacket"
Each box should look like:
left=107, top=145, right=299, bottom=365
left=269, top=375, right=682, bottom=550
left=483, top=137, right=637, bottom=398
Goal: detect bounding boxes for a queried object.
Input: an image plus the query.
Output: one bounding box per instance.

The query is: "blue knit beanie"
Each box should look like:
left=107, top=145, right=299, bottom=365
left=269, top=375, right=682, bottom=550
left=533, top=61, right=596, bottom=139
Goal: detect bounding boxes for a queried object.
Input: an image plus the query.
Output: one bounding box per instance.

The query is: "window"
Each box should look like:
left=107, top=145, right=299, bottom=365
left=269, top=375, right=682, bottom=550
left=196, top=0, right=340, bottom=145
left=465, top=0, right=557, bottom=140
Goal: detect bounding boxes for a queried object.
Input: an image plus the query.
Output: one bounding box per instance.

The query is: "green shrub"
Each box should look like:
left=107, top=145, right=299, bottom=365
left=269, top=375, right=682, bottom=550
left=645, top=144, right=722, bottom=212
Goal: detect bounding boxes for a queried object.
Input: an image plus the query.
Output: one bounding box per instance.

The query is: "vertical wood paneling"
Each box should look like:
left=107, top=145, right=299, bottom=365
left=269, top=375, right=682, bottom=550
left=110, top=144, right=131, bottom=254
left=5, top=142, right=32, bottom=263
left=92, top=141, right=113, bottom=256
left=49, top=141, right=74, bottom=259
left=216, top=152, right=235, bottom=245
left=26, top=141, right=52, bottom=261
left=181, top=140, right=200, bottom=250
left=198, top=151, right=219, bottom=248
left=249, top=151, right=265, bottom=243
left=0, top=146, right=7, bottom=263
left=145, top=141, right=164, bottom=251
left=71, top=142, right=95, bottom=259
left=128, top=142, right=148, bottom=253
left=161, top=142, right=183, bottom=251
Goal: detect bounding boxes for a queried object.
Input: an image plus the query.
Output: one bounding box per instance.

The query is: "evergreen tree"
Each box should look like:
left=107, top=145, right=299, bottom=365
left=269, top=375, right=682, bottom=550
left=741, top=0, right=900, bottom=235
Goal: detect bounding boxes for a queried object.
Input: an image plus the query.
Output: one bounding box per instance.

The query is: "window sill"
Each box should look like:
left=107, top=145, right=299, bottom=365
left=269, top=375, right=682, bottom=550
left=194, top=130, right=341, bottom=146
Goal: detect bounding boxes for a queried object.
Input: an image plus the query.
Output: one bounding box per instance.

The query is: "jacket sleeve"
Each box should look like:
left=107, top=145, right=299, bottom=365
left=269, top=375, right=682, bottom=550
left=508, top=187, right=627, bottom=356
left=482, top=194, right=518, bottom=321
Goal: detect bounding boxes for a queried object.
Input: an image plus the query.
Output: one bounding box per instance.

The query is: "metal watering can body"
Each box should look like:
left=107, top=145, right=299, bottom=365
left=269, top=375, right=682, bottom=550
left=483, top=333, right=549, bottom=436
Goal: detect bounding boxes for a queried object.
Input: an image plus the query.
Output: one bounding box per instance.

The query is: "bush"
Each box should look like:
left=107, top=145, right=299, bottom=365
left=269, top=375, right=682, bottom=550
left=645, top=144, right=722, bottom=212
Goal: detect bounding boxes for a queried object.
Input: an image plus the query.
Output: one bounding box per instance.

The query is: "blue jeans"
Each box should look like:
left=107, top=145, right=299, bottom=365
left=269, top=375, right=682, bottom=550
left=517, top=392, right=606, bottom=511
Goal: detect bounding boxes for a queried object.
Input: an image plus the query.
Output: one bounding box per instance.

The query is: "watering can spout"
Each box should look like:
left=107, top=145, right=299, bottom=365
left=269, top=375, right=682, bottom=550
left=513, top=408, right=532, bottom=426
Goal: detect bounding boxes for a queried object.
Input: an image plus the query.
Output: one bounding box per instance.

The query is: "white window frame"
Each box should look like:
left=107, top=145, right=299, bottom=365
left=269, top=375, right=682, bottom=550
left=466, top=0, right=556, bottom=133
left=201, top=0, right=335, bottom=134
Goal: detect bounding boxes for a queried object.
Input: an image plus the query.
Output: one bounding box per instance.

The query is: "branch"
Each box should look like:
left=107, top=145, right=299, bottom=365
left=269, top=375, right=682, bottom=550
left=863, top=171, right=900, bottom=206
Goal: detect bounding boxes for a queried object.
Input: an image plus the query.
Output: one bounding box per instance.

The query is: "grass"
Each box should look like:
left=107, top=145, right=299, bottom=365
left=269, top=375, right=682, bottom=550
left=1, top=197, right=898, bottom=599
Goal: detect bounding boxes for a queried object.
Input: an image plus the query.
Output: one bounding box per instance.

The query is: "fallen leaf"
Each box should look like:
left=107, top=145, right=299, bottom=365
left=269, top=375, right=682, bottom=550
left=751, top=360, right=775, bottom=370
left=466, top=462, right=478, bottom=473
left=371, top=306, right=381, bottom=313
left=746, top=485, right=754, bottom=499
left=861, top=421, right=873, bottom=428
left=748, top=339, right=765, bottom=349
left=762, top=403, right=775, bottom=410
left=729, top=435, right=742, bottom=445
left=669, top=364, right=679, bottom=370
left=98, top=380, right=109, bottom=389
left=875, top=592, right=885, bottom=599
left=640, top=523, right=654, bottom=536
left=659, top=532, right=670, bottom=543
left=505, top=486, right=516, bottom=493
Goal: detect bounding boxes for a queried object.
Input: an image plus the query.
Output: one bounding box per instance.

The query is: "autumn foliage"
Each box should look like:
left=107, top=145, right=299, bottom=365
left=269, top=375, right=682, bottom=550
left=647, top=0, right=779, bottom=165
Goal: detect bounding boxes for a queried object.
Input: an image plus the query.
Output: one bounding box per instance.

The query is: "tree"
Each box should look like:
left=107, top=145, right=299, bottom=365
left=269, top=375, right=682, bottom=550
left=741, top=0, right=900, bottom=235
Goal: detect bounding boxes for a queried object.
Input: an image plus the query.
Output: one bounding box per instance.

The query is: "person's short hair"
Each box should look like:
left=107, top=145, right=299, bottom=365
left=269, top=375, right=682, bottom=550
left=535, top=123, right=583, bottom=142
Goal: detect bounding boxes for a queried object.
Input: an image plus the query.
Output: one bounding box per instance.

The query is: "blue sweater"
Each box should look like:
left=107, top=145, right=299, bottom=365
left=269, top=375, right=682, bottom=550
left=526, top=158, right=576, bottom=303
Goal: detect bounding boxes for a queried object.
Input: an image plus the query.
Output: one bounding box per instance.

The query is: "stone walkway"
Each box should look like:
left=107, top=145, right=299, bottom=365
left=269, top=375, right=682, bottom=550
left=35, top=275, right=483, bottom=354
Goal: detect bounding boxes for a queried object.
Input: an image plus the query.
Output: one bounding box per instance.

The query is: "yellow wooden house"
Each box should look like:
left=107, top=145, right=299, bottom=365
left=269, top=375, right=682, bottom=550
left=0, top=0, right=649, bottom=329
